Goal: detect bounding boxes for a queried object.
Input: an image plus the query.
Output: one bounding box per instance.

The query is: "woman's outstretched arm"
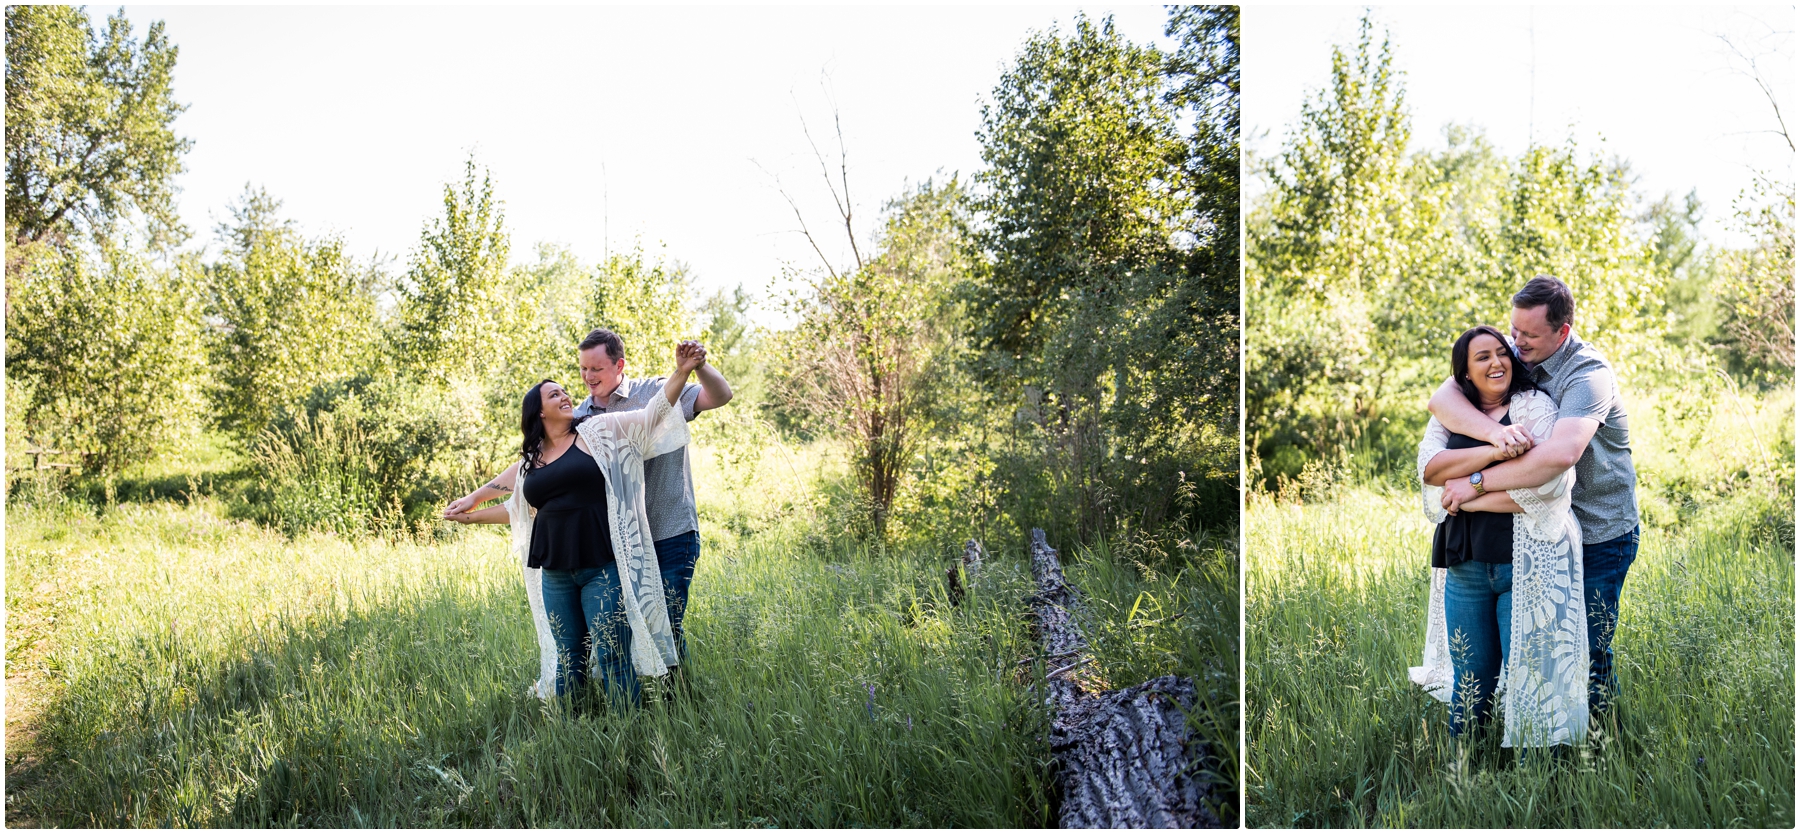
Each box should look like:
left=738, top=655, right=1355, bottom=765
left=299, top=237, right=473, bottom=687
left=445, top=505, right=510, bottom=525
left=444, top=461, right=521, bottom=517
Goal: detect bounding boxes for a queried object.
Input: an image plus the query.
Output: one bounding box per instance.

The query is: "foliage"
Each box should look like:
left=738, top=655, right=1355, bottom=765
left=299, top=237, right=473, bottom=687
left=5, top=6, right=190, bottom=252
left=201, top=186, right=383, bottom=438
left=588, top=245, right=697, bottom=375
left=769, top=179, right=971, bottom=542
left=4, top=246, right=207, bottom=478
left=1713, top=175, right=1795, bottom=384
left=391, top=157, right=511, bottom=374
left=970, top=9, right=1237, bottom=545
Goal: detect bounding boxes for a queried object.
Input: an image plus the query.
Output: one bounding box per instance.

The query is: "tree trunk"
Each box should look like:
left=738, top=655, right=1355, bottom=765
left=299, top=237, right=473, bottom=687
left=1027, top=529, right=1223, bottom=828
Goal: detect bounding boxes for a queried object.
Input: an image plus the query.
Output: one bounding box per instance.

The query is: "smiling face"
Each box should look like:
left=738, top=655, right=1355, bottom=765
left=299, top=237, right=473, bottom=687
left=1509, top=303, right=1569, bottom=365
left=578, top=345, right=626, bottom=401
left=1464, top=332, right=1513, bottom=404
left=538, top=381, right=575, bottom=422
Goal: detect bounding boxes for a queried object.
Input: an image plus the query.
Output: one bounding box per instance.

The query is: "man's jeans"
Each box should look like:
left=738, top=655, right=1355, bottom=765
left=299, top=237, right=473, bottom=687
left=1584, top=525, right=1639, bottom=718
left=1444, top=560, right=1513, bottom=737
left=539, top=564, right=638, bottom=706
left=653, top=530, right=701, bottom=664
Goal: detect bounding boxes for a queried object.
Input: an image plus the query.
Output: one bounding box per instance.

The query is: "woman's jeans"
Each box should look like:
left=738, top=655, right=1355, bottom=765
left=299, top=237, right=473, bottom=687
left=1444, top=560, right=1512, bottom=738
left=539, top=564, right=639, bottom=706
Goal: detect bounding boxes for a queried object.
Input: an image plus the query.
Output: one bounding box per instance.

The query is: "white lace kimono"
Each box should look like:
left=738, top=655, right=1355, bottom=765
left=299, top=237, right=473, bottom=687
left=504, top=392, right=690, bottom=700
left=1408, top=388, right=1589, bottom=747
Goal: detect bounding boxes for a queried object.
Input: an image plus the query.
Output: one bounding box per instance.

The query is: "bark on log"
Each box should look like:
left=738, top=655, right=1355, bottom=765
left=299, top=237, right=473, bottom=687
left=1027, top=529, right=1220, bottom=828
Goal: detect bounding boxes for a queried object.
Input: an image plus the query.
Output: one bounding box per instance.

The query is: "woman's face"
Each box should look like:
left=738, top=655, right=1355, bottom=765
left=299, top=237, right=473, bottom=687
left=538, top=382, right=575, bottom=421
left=1465, top=333, right=1512, bottom=402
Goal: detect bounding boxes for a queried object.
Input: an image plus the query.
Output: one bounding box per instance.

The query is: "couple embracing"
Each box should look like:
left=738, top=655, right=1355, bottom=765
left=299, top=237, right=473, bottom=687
left=1410, top=275, right=1640, bottom=751
left=442, top=328, right=733, bottom=706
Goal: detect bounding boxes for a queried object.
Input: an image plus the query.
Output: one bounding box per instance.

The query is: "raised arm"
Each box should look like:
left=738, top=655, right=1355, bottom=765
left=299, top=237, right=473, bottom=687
left=664, top=341, right=704, bottom=405
left=444, top=460, right=520, bottom=518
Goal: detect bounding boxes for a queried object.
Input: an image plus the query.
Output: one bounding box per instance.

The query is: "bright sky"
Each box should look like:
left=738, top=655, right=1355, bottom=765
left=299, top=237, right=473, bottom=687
left=106, top=6, right=1175, bottom=323
left=1243, top=5, right=1795, bottom=248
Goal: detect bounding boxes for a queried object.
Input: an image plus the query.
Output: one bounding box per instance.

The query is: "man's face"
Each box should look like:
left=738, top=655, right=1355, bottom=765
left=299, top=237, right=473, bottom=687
left=578, top=346, right=626, bottom=400
left=1508, top=304, right=1569, bottom=365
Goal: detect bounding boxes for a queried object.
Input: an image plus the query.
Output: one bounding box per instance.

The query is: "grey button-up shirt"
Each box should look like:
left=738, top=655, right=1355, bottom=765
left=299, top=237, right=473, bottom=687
left=574, top=376, right=703, bottom=542
left=1526, top=332, right=1639, bottom=544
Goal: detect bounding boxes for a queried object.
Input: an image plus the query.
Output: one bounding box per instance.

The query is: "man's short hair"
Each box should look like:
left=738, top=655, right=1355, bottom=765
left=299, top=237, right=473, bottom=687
left=1512, top=275, right=1574, bottom=330
left=579, top=328, right=625, bottom=363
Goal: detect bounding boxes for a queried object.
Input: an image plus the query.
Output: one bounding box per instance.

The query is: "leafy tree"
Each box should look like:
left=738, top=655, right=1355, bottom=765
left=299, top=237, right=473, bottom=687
left=5, top=6, right=190, bottom=252
left=771, top=179, right=971, bottom=542
left=588, top=245, right=695, bottom=371
left=1714, top=175, right=1795, bottom=383
left=201, top=186, right=382, bottom=438
left=972, top=12, right=1225, bottom=541
left=391, top=157, right=511, bottom=373
left=5, top=248, right=207, bottom=477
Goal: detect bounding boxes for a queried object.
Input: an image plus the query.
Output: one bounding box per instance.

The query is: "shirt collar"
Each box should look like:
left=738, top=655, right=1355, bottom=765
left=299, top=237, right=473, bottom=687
left=583, top=375, right=634, bottom=411
left=1531, top=330, right=1582, bottom=379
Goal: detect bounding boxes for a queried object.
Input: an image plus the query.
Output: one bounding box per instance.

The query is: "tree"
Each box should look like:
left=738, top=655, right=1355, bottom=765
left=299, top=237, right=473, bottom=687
left=391, top=157, right=511, bottom=373
left=972, top=12, right=1218, bottom=540
left=1714, top=175, right=1795, bottom=382
left=6, top=248, right=207, bottom=477
left=202, top=186, right=382, bottom=438
left=771, top=179, right=970, bottom=542
left=5, top=6, right=190, bottom=253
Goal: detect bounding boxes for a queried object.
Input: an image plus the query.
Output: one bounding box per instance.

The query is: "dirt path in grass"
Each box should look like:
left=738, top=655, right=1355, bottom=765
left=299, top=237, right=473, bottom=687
left=7, top=571, right=75, bottom=828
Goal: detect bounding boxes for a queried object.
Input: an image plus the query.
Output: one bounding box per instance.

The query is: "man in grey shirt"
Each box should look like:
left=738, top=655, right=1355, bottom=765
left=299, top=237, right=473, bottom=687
left=446, top=328, right=734, bottom=670
left=1429, top=275, right=1640, bottom=721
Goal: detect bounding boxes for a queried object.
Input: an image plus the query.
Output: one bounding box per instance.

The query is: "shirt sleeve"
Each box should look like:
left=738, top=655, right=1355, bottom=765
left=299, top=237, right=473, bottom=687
left=644, top=377, right=702, bottom=422
left=1556, top=359, right=1615, bottom=424
left=1417, top=417, right=1451, bottom=524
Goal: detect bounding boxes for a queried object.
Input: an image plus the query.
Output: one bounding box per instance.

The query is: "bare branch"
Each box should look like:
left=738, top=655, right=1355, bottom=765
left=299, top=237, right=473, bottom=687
left=752, top=158, right=839, bottom=281
left=1718, top=30, right=1794, bottom=153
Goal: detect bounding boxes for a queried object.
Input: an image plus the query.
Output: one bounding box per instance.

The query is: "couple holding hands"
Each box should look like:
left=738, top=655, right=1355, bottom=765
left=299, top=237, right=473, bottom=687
left=442, top=329, right=733, bottom=706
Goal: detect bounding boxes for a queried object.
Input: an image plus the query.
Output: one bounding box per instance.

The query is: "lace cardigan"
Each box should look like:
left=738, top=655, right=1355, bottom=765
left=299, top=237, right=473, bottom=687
left=504, top=392, right=690, bottom=699
left=1409, top=388, right=1590, bottom=748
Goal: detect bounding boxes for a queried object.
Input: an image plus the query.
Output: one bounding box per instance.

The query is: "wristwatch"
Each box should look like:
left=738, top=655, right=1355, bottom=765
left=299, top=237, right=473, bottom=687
left=1470, top=471, right=1487, bottom=496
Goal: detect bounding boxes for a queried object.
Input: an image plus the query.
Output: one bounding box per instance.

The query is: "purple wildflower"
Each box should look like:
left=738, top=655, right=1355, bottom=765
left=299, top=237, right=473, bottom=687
left=865, top=683, right=876, bottom=719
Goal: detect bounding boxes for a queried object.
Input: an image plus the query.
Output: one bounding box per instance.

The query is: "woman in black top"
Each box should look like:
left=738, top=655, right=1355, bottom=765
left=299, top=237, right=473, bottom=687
left=451, top=343, right=704, bottom=706
left=1418, top=325, right=1538, bottom=738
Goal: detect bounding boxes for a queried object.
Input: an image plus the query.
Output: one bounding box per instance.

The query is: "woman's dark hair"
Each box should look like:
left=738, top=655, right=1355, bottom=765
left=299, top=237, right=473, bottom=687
left=520, top=379, right=556, bottom=472
left=1451, top=325, right=1537, bottom=407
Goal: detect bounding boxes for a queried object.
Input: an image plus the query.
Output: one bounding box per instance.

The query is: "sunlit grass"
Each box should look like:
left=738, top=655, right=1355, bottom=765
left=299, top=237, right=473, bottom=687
left=1246, top=485, right=1794, bottom=827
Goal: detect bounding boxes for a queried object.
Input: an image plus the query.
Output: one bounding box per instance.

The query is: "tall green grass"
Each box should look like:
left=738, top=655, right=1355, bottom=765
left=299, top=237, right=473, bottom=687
left=5, top=496, right=1054, bottom=826
left=1246, top=484, right=1793, bottom=827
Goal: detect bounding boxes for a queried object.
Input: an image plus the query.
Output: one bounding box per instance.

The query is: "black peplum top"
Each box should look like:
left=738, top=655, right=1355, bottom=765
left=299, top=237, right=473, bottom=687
left=523, top=442, right=615, bottom=571
left=1430, top=413, right=1515, bottom=569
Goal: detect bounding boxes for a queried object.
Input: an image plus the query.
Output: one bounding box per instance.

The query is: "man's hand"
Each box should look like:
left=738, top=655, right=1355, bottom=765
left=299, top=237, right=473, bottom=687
left=1440, top=476, right=1482, bottom=515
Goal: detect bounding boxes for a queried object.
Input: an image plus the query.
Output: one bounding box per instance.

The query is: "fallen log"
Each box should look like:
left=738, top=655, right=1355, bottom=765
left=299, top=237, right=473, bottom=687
left=1027, top=528, right=1220, bottom=828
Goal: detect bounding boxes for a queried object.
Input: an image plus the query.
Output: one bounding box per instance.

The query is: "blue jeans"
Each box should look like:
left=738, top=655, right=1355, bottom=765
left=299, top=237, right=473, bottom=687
left=1584, top=525, right=1639, bottom=717
left=1444, top=561, right=1513, bottom=737
left=654, top=530, right=701, bottom=664
left=539, top=564, right=638, bottom=706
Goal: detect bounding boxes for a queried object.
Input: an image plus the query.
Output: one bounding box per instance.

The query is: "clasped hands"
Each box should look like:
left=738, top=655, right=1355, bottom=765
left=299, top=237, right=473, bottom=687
left=1440, top=424, right=1533, bottom=515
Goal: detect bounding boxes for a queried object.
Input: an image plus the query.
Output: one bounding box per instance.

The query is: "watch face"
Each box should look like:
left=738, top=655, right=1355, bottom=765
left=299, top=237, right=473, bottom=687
left=1470, top=472, right=1483, bottom=488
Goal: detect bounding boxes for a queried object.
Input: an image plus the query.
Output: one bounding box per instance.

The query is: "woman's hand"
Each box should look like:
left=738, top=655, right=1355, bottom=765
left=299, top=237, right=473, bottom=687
left=675, top=340, right=706, bottom=374
left=1490, top=432, right=1534, bottom=461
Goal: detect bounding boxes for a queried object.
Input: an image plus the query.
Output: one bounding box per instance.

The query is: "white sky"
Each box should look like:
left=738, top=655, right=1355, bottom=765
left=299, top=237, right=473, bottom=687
left=103, top=5, right=1175, bottom=324
left=1243, top=5, right=1795, bottom=248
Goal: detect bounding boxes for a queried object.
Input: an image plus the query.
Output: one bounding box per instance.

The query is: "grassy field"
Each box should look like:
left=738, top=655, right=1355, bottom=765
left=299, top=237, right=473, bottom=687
left=4, top=439, right=1232, bottom=826
left=1246, top=467, right=1794, bottom=826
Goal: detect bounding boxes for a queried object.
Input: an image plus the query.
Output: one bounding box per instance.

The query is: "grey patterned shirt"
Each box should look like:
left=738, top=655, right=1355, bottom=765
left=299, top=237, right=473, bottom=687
left=574, top=376, right=702, bottom=542
left=1526, top=332, right=1639, bottom=544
